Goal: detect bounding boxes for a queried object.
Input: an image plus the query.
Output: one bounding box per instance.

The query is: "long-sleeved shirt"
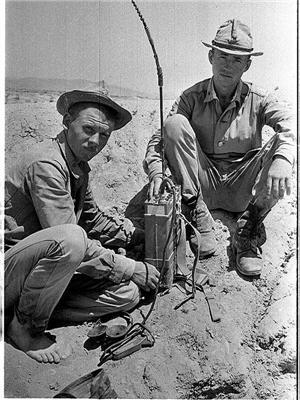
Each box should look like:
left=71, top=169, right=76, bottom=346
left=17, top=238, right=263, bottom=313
left=5, top=130, right=135, bottom=283
left=144, top=78, right=295, bottom=181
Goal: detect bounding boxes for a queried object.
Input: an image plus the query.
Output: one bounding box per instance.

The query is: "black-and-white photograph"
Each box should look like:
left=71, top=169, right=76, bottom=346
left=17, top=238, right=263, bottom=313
left=3, top=0, right=297, bottom=398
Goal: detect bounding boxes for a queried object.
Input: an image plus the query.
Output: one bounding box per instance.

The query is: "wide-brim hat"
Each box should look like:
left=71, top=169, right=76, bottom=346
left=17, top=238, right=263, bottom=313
left=57, top=90, right=132, bottom=130
left=202, top=19, right=263, bottom=57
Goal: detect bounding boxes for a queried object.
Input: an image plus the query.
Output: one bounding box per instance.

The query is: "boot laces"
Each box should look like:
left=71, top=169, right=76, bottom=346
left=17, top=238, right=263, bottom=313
left=236, top=219, right=262, bottom=254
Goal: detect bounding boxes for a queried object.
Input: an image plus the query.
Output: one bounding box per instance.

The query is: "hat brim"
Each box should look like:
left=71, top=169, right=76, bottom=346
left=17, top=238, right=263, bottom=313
left=56, top=90, right=132, bottom=130
left=202, top=41, right=263, bottom=56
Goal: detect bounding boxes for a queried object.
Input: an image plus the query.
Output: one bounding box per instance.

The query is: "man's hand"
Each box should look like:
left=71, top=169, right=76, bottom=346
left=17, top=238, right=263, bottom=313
left=148, top=176, right=173, bottom=200
left=148, top=176, right=163, bottom=200
left=131, top=261, right=160, bottom=291
left=267, top=156, right=293, bottom=199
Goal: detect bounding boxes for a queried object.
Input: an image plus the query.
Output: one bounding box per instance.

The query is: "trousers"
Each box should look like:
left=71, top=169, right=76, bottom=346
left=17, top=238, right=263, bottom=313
left=164, top=114, right=280, bottom=213
left=5, top=224, right=140, bottom=333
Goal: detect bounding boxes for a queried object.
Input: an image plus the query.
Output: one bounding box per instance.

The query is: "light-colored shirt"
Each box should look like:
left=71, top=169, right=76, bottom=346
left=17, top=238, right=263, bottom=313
left=5, top=130, right=135, bottom=284
left=144, top=78, right=295, bottom=181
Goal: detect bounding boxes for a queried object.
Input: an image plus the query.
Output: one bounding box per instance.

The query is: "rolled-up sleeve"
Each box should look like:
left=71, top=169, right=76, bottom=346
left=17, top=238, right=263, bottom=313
left=77, top=238, right=135, bottom=283
left=167, top=93, right=192, bottom=119
left=260, top=93, right=296, bottom=165
left=143, top=128, right=163, bottom=181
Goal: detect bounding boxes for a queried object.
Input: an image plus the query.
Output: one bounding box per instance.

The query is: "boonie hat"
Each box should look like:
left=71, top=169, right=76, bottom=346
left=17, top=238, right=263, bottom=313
left=202, top=19, right=263, bottom=56
left=57, top=90, right=132, bottom=130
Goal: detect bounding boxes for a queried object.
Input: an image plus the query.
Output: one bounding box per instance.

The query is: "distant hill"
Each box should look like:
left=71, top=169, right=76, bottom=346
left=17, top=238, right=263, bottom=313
left=5, top=77, right=158, bottom=99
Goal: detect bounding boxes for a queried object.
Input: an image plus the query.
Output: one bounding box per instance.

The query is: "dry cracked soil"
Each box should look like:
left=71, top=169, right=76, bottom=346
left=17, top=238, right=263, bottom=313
left=4, top=91, right=297, bottom=399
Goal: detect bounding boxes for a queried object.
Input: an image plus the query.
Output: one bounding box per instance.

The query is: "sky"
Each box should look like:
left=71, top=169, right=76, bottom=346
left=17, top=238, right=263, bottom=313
left=5, top=0, right=298, bottom=103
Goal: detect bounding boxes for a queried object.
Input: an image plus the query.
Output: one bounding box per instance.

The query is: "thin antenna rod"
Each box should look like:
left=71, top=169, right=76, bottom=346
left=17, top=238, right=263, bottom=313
left=131, top=0, right=166, bottom=177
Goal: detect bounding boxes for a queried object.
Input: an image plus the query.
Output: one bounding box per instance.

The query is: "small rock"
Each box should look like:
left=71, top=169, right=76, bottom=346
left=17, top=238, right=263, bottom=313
left=180, top=307, right=189, bottom=314
left=49, top=382, right=60, bottom=391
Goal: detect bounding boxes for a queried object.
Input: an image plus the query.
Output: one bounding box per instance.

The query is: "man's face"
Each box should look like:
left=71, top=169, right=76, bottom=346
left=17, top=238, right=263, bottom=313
left=65, top=105, right=114, bottom=162
left=209, top=49, right=251, bottom=89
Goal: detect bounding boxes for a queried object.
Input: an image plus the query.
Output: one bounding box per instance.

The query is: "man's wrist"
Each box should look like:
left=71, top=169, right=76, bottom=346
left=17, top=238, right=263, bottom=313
left=148, top=169, right=163, bottom=182
left=153, top=174, right=163, bottom=181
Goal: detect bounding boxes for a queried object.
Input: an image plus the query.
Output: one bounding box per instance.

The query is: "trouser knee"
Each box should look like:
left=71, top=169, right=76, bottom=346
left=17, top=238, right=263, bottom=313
left=119, top=281, right=141, bottom=311
left=99, top=281, right=141, bottom=315
left=53, top=224, right=88, bottom=265
left=103, top=281, right=140, bottom=314
left=164, top=114, right=192, bottom=143
left=5, top=224, right=88, bottom=269
left=4, top=224, right=88, bottom=330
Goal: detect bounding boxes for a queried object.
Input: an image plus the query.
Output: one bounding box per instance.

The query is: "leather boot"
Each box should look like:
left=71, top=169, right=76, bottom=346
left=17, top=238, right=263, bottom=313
left=232, top=203, right=265, bottom=276
left=189, top=199, right=216, bottom=258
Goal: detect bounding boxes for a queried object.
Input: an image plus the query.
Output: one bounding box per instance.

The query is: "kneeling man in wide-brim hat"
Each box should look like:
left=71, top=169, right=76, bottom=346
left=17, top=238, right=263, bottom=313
left=5, top=89, right=159, bottom=363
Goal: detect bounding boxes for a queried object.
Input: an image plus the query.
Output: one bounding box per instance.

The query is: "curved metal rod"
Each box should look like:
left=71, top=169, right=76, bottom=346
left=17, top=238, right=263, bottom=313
left=131, top=0, right=165, bottom=177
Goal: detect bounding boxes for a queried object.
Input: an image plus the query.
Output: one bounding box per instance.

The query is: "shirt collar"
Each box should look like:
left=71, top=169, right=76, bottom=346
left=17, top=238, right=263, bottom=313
left=55, top=130, right=91, bottom=178
left=204, top=78, right=246, bottom=105
left=231, top=80, right=244, bottom=105
left=204, top=78, right=219, bottom=103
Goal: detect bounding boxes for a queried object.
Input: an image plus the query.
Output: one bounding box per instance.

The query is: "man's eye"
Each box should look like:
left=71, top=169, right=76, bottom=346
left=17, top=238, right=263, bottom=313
left=100, top=131, right=110, bottom=139
left=84, top=126, right=94, bottom=134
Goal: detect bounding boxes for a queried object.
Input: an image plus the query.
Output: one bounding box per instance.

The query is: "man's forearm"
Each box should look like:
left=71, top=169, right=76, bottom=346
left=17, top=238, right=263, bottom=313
left=143, top=129, right=163, bottom=181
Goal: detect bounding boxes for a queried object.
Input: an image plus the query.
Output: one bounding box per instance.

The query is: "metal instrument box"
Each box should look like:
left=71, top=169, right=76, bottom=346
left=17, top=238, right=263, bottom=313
left=144, top=186, right=185, bottom=289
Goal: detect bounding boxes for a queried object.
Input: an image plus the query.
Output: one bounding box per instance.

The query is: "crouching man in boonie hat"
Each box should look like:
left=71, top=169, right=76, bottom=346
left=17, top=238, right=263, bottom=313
left=5, top=90, right=159, bottom=363
left=144, top=19, right=295, bottom=275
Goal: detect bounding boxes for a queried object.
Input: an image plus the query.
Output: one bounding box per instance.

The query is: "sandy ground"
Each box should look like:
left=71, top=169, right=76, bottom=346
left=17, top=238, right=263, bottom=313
left=4, top=92, right=297, bottom=399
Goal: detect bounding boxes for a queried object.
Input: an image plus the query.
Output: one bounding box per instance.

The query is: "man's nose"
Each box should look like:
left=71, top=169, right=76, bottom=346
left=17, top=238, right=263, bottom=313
left=224, top=57, right=234, bottom=68
left=88, top=133, right=100, bottom=146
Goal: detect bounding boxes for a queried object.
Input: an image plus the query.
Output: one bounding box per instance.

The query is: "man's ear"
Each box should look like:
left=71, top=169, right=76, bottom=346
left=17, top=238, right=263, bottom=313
left=208, top=50, right=213, bottom=65
left=63, top=113, right=71, bottom=129
left=244, top=58, right=252, bottom=72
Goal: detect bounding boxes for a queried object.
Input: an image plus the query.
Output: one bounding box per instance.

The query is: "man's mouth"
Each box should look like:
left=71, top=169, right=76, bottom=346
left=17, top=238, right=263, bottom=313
left=83, top=148, right=98, bottom=159
left=220, top=72, right=232, bottom=78
left=87, top=147, right=99, bottom=154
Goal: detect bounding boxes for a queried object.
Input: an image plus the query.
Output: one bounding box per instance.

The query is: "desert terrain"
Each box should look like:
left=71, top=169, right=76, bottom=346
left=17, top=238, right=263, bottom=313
left=4, top=88, right=297, bottom=399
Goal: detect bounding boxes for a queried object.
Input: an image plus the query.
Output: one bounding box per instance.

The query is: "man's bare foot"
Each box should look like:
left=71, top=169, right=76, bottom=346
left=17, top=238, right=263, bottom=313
left=6, top=315, right=73, bottom=363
